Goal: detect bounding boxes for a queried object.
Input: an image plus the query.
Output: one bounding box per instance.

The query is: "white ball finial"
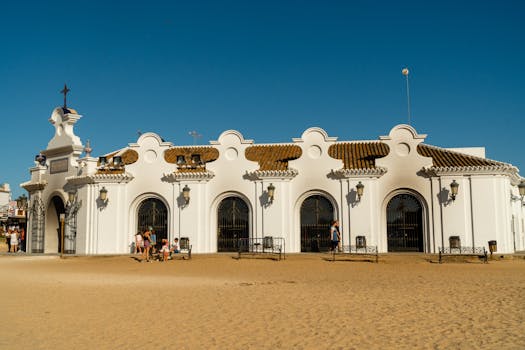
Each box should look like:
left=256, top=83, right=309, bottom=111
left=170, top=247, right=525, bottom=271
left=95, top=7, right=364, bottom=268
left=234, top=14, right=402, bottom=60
left=402, top=68, right=409, bottom=76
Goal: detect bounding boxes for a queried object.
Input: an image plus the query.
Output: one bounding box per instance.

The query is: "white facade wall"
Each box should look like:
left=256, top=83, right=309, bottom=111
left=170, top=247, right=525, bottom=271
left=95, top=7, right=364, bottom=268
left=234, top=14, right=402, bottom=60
left=22, top=108, right=525, bottom=255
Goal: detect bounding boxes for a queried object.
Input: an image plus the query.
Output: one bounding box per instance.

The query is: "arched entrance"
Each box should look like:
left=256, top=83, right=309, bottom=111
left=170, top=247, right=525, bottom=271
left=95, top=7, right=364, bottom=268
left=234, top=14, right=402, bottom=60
left=300, top=195, right=334, bottom=252
left=217, top=196, right=249, bottom=252
left=137, top=198, right=168, bottom=250
left=387, top=194, right=424, bottom=252
left=44, top=196, right=65, bottom=253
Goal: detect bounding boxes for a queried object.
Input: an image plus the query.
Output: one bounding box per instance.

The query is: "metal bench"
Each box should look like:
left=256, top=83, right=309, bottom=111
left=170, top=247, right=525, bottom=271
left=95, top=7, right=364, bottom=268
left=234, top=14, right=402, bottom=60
left=331, top=244, right=379, bottom=263
left=173, top=237, right=192, bottom=260
left=154, top=237, right=191, bottom=261
left=438, top=246, right=487, bottom=264
left=237, top=236, right=285, bottom=260
left=330, top=236, right=378, bottom=263
left=438, top=236, right=487, bottom=263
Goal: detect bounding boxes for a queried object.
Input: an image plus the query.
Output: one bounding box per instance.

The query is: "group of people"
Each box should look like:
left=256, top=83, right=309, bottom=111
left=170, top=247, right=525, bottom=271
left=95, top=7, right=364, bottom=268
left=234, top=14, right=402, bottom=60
left=134, top=228, right=181, bottom=262
left=3, top=226, right=25, bottom=253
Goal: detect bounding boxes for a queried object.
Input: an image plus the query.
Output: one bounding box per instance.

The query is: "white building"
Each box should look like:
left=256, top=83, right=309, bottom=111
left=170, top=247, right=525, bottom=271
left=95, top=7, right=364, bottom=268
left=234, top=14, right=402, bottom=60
left=0, top=183, right=11, bottom=226
left=22, top=106, right=525, bottom=255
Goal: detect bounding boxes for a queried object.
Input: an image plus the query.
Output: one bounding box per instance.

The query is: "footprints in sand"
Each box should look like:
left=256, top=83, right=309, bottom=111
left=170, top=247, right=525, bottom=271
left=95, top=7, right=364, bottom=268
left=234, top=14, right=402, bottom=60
left=238, top=280, right=297, bottom=287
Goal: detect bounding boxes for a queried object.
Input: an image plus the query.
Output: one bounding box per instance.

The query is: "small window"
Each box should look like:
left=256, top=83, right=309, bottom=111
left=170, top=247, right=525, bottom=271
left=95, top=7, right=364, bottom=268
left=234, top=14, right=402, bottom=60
left=191, top=154, right=201, bottom=164
left=176, top=155, right=185, bottom=164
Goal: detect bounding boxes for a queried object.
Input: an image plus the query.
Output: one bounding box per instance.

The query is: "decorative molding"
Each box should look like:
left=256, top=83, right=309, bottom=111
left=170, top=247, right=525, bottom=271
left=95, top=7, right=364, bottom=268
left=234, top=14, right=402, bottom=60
left=42, top=145, right=84, bottom=158
left=66, top=173, right=135, bottom=185
left=210, top=130, right=254, bottom=145
left=162, top=170, right=215, bottom=182
left=128, top=132, right=173, bottom=148
left=20, top=181, right=48, bottom=192
left=246, top=168, right=299, bottom=180
left=293, top=127, right=338, bottom=143
left=379, top=124, right=427, bottom=141
left=422, top=165, right=519, bottom=177
left=332, top=167, right=388, bottom=178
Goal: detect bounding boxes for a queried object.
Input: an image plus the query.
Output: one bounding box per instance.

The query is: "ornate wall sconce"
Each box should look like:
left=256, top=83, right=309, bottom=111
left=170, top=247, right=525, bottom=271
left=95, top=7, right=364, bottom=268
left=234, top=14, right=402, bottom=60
left=356, top=181, right=364, bottom=201
left=511, top=180, right=525, bottom=206
left=182, top=185, right=191, bottom=204
left=450, top=180, right=459, bottom=201
left=267, top=183, right=275, bottom=203
left=68, top=190, right=76, bottom=204
left=99, top=187, right=108, bottom=203
left=66, top=190, right=82, bottom=219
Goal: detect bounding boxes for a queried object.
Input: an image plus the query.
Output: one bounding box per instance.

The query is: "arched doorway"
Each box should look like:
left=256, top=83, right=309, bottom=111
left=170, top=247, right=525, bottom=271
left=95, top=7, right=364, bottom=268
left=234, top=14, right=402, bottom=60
left=387, top=194, right=424, bottom=252
left=44, top=196, right=65, bottom=253
left=137, top=198, right=168, bottom=250
left=300, top=195, right=334, bottom=252
left=217, top=196, right=249, bottom=252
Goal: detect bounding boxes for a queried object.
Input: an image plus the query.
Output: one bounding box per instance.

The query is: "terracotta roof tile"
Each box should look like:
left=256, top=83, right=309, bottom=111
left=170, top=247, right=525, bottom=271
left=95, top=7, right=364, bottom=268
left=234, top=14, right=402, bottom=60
left=417, top=144, right=503, bottom=167
left=328, top=142, right=390, bottom=169
left=245, top=145, right=302, bottom=171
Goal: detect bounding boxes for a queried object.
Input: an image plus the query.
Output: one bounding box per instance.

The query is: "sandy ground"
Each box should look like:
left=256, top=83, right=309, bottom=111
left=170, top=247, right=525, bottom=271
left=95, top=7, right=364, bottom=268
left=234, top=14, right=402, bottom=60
left=0, top=252, right=524, bottom=350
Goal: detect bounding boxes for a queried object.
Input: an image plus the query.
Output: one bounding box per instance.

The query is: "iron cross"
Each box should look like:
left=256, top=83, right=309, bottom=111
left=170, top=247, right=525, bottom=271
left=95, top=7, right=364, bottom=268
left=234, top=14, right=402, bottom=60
left=60, top=84, right=70, bottom=108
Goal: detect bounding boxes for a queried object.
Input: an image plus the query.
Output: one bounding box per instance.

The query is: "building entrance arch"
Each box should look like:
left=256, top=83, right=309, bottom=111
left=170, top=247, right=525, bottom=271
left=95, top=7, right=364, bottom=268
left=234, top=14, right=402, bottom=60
left=386, top=193, right=424, bottom=252
left=44, top=195, right=65, bottom=253
left=137, top=198, right=168, bottom=250
left=217, top=196, right=250, bottom=252
left=300, top=195, right=335, bottom=252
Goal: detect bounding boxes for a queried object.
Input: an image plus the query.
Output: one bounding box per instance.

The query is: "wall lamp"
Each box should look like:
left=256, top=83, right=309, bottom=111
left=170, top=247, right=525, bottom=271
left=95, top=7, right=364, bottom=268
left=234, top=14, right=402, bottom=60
left=511, top=180, right=525, bottom=205
left=267, top=183, right=275, bottom=203
left=68, top=190, right=76, bottom=204
left=450, top=180, right=459, bottom=201
left=356, top=181, right=364, bottom=201
left=182, top=185, right=191, bottom=204
left=99, top=187, right=108, bottom=203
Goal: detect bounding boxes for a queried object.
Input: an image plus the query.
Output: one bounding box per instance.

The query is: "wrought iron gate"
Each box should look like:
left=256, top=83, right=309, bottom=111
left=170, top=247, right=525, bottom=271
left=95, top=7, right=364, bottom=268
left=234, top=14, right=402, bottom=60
left=64, top=198, right=81, bottom=254
left=29, top=197, right=45, bottom=253
left=301, top=195, right=334, bottom=252
left=217, top=197, right=249, bottom=252
left=137, top=198, right=168, bottom=249
left=387, top=194, right=424, bottom=252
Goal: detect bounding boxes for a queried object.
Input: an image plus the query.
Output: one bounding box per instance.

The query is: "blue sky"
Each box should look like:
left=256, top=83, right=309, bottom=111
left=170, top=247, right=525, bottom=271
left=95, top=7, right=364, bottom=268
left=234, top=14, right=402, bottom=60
left=1, top=0, right=524, bottom=199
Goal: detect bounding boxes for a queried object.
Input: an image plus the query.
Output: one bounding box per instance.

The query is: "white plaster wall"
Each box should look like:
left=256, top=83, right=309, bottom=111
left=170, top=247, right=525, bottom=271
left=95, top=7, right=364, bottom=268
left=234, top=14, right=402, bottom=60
left=288, top=128, right=342, bottom=251
left=25, top=114, right=525, bottom=256
left=469, top=176, right=511, bottom=253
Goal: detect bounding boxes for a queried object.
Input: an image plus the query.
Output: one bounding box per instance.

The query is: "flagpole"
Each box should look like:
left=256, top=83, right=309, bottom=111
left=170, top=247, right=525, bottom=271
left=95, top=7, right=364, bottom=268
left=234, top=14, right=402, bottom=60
left=402, top=68, right=411, bottom=125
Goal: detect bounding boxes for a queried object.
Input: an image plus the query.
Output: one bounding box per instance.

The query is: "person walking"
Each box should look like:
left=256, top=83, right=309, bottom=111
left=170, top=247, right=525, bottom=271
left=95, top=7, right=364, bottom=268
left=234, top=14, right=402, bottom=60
left=330, top=220, right=340, bottom=252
